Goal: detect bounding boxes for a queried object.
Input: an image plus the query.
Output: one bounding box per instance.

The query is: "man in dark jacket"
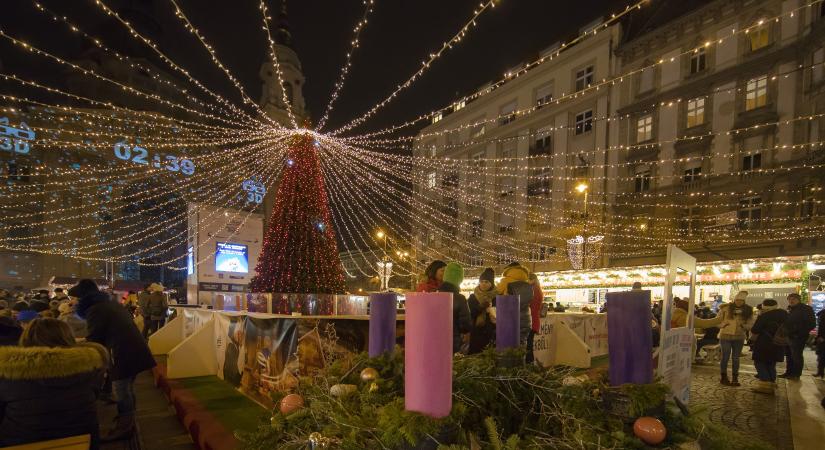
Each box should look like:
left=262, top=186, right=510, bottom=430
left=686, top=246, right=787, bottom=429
left=143, top=284, right=168, bottom=338
left=496, top=262, right=533, bottom=348
left=437, top=262, right=472, bottom=353
left=780, top=293, right=816, bottom=380
left=70, top=279, right=156, bottom=441
left=138, top=285, right=152, bottom=339
left=750, top=299, right=788, bottom=393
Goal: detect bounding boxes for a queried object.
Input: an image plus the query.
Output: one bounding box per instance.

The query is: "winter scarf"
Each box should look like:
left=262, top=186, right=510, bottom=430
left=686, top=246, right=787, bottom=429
left=472, top=286, right=496, bottom=327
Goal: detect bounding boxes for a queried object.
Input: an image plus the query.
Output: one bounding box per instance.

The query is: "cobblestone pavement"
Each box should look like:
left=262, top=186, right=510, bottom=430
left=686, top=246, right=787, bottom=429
left=690, top=351, right=793, bottom=449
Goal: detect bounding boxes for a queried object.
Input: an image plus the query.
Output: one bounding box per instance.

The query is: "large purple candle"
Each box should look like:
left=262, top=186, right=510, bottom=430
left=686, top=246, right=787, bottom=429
left=404, top=292, right=452, bottom=418
left=369, top=292, right=397, bottom=357
left=496, top=295, right=520, bottom=351
left=606, top=291, right=653, bottom=385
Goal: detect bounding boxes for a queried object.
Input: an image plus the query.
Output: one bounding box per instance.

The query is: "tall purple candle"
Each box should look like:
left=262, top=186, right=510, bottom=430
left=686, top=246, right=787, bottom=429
left=606, top=291, right=653, bottom=385
left=368, top=292, right=397, bottom=357
left=405, top=292, right=452, bottom=418
left=496, top=295, right=520, bottom=351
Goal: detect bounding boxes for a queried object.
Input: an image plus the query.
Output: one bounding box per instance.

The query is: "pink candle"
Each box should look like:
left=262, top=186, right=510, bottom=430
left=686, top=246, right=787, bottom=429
left=404, top=292, right=453, bottom=418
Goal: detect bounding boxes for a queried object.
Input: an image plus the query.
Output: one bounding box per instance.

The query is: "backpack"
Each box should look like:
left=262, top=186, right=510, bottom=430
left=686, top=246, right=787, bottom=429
left=772, top=324, right=789, bottom=346
left=148, top=293, right=167, bottom=318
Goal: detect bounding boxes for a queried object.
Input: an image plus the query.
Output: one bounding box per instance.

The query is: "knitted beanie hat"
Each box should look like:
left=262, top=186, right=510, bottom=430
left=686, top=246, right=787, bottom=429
left=479, top=267, right=495, bottom=284
left=442, top=262, right=464, bottom=287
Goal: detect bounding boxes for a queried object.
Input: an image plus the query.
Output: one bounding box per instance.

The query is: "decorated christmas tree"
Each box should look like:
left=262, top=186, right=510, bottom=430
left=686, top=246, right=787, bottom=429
left=249, top=135, right=346, bottom=294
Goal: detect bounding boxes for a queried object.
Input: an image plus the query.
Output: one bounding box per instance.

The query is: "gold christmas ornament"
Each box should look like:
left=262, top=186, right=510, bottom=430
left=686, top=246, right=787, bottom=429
left=308, top=432, right=323, bottom=444
left=360, top=367, right=379, bottom=382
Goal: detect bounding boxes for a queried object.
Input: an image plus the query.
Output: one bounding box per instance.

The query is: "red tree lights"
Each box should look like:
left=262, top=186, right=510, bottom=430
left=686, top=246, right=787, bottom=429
left=249, top=136, right=346, bottom=294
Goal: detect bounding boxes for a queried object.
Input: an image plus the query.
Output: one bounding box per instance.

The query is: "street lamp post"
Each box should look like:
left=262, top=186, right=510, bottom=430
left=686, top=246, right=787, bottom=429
left=576, top=183, right=588, bottom=266
left=375, top=229, right=413, bottom=291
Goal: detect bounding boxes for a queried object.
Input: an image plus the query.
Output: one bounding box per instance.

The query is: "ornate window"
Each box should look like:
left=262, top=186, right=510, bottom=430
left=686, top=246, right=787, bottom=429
left=745, top=75, right=768, bottom=111
left=575, top=110, right=593, bottom=135
left=686, top=97, right=705, bottom=128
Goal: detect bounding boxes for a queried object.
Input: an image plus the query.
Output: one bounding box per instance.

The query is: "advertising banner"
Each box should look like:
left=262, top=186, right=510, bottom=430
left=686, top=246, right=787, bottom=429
left=215, top=242, right=249, bottom=273
left=239, top=316, right=299, bottom=402
left=246, top=293, right=271, bottom=313
left=532, top=319, right=556, bottom=366
left=657, top=245, right=697, bottom=404
left=534, top=313, right=608, bottom=367
left=657, top=327, right=694, bottom=402
left=215, top=313, right=247, bottom=387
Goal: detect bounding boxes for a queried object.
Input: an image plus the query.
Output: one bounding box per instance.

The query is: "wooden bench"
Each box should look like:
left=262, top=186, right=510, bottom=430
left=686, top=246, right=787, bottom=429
left=0, top=434, right=90, bottom=450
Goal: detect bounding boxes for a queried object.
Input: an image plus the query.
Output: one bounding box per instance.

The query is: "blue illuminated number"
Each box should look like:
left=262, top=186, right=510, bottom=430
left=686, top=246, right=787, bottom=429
left=14, top=140, right=30, bottom=154
left=114, top=142, right=131, bottom=160
left=0, top=136, right=11, bottom=151
left=132, top=146, right=148, bottom=165
left=246, top=192, right=263, bottom=204
left=180, top=159, right=195, bottom=176
left=165, top=155, right=180, bottom=172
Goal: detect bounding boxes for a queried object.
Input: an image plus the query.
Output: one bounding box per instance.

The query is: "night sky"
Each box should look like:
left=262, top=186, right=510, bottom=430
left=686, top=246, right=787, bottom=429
left=2, top=0, right=622, bottom=136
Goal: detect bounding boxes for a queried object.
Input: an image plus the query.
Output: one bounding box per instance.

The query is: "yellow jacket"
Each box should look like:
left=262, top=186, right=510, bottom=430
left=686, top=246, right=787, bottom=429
left=496, top=265, right=529, bottom=295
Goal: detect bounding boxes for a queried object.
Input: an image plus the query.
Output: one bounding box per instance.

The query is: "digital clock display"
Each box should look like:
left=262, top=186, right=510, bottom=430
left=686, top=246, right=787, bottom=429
left=113, top=141, right=195, bottom=176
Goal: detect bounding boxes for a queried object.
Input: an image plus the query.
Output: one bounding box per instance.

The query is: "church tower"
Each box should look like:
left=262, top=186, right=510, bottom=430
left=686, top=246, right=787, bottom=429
left=260, top=2, right=307, bottom=126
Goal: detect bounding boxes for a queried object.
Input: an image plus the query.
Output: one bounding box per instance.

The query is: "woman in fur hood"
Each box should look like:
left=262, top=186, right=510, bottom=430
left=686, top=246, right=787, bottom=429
left=0, top=318, right=108, bottom=448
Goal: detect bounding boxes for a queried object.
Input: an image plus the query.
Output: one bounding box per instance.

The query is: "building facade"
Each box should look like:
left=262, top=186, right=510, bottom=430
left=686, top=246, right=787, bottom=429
left=412, top=20, right=621, bottom=273
left=608, top=0, right=825, bottom=265
left=412, top=0, right=825, bottom=275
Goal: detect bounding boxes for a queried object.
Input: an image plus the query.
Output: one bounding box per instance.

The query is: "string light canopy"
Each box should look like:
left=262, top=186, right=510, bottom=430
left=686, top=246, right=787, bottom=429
left=0, top=0, right=821, bottom=281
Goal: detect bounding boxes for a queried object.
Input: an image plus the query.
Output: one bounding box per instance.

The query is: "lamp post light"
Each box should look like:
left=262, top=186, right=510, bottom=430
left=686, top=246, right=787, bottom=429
left=568, top=182, right=604, bottom=269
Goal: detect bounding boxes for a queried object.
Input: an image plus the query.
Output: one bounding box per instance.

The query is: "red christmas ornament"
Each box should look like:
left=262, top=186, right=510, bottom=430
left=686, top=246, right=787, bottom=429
left=249, top=135, right=346, bottom=294
left=279, top=393, right=304, bottom=414
left=633, top=416, right=666, bottom=445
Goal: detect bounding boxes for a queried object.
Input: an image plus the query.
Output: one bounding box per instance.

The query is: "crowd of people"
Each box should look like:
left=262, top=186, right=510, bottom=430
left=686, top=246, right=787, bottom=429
left=416, top=261, right=825, bottom=395
left=415, top=260, right=544, bottom=361
left=651, top=289, right=822, bottom=394
left=0, top=280, right=160, bottom=449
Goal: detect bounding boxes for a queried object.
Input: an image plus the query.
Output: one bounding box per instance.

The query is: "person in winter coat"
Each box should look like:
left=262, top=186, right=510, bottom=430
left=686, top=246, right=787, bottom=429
left=143, top=283, right=168, bottom=338
left=695, top=291, right=755, bottom=386
left=670, top=297, right=690, bottom=329
left=780, top=293, right=817, bottom=380
left=417, top=260, right=447, bottom=292
left=467, top=268, right=496, bottom=354
left=526, top=273, right=543, bottom=364
left=138, top=285, right=152, bottom=339
left=0, top=316, right=22, bottom=346
left=749, top=299, right=788, bottom=394
left=69, top=279, right=156, bottom=441
left=816, top=308, right=825, bottom=378
left=0, top=318, right=108, bottom=449
left=496, top=262, right=533, bottom=347
left=437, top=262, right=472, bottom=353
